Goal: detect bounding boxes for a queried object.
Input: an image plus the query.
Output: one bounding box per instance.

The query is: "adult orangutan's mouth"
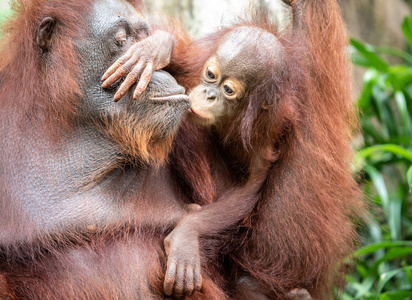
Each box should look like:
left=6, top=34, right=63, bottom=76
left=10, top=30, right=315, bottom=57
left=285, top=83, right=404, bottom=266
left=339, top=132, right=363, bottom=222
left=150, top=94, right=190, bottom=103
left=150, top=87, right=190, bottom=103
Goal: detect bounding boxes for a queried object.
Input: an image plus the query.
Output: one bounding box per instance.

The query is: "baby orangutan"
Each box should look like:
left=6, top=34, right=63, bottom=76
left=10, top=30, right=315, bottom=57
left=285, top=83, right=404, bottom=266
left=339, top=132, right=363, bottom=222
left=162, top=26, right=288, bottom=297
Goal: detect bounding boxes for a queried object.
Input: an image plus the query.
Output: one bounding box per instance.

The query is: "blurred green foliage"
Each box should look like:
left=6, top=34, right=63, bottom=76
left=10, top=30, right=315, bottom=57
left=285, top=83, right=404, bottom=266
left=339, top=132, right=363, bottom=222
left=344, top=17, right=412, bottom=300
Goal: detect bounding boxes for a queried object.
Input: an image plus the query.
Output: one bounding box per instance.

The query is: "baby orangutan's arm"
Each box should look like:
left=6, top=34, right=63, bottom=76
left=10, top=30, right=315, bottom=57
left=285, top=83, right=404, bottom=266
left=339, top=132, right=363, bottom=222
left=163, top=168, right=268, bottom=297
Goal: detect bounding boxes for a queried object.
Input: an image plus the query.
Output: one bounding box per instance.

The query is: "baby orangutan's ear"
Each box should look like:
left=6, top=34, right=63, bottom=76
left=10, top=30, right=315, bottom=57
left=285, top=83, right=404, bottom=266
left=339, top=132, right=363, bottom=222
left=37, top=17, right=56, bottom=52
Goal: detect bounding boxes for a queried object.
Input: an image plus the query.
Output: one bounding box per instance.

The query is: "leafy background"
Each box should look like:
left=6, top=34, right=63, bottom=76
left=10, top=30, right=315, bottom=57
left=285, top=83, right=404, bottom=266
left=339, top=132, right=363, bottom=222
left=0, top=1, right=411, bottom=299
left=343, top=16, right=412, bottom=300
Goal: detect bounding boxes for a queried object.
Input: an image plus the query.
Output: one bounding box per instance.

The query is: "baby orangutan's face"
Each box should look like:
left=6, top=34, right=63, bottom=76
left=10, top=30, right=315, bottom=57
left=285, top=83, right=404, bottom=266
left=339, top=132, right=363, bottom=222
left=188, top=55, right=247, bottom=126
left=188, top=26, right=283, bottom=127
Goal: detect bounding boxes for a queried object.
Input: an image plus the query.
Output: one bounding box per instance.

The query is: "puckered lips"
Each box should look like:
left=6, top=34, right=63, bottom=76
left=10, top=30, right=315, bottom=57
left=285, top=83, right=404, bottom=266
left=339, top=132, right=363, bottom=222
left=150, top=87, right=190, bottom=103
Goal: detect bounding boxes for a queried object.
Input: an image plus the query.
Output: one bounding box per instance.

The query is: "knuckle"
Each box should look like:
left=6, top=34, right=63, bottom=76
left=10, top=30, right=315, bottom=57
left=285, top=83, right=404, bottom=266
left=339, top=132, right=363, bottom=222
left=129, top=69, right=140, bottom=78
left=116, top=59, right=126, bottom=65
left=185, top=285, right=194, bottom=295
left=195, top=277, right=202, bottom=290
left=117, top=66, right=128, bottom=76
left=164, top=277, right=173, bottom=285
left=125, top=77, right=136, bottom=85
left=175, top=286, right=184, bottom=296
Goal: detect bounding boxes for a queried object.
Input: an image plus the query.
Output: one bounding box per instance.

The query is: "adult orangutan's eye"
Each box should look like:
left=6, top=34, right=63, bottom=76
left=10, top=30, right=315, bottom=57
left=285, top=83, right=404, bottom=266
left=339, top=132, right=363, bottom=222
left=115, top=37, right=127, bottom=46
left=114, top=28, right=127, bottom=46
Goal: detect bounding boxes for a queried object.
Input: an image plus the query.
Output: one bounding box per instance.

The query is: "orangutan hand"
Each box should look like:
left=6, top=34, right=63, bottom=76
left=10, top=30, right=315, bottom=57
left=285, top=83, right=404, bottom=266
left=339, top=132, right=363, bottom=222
left=101, top=30, right=174, bottom=102
left=163, top=223, right=202, bottom=297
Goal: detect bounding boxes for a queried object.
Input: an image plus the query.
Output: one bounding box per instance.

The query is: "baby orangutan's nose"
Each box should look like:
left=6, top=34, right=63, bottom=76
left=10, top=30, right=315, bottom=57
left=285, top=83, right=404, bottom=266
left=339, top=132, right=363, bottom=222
left=206, top=88, right=217, bottom=100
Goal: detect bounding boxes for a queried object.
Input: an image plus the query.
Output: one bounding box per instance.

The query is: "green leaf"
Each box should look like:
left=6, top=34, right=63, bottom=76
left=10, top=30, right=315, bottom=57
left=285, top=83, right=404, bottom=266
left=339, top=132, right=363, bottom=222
left=379, top=291, right=412, bottom=300
left=350, top=39, right=389, bottom=72
left=376, top=248, right=412, bottom=266
left=353, top=276, right=376, bottom=299
left=360, top=121, right=385, bottom=145
left=388, top=194, right=402, bottom=241
left=406, top=267, right=412, bottom=287
left=407, top=166, right=412, bottom=192
left=373, top=46, right=412, bottom=64
left=388, top=66, right=412, bottom=88
left=371, top=83, right=393, bottom=139
left=358, top=70, right=378, bottom=112
left=358, top=145, right=412, bottom=162
left=354, top=241, right=412, bottom=257
left=377, top=266, right=412, bottom=294
left=402, top=17, right=412, bottom=49
left=364, top=165, right=389, bottom=212
left=394, top=91, right=412, bottom=137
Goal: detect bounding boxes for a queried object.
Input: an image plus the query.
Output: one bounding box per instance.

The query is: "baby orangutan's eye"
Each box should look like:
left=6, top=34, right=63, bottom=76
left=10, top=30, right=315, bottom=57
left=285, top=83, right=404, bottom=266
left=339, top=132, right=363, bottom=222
left=204, top=62, right=220, bottom=83
left=222, top=80, right=244, bottom=100
left=223, top=84, right=234, bottom=95
left=206, top=68, right=216, bottom=80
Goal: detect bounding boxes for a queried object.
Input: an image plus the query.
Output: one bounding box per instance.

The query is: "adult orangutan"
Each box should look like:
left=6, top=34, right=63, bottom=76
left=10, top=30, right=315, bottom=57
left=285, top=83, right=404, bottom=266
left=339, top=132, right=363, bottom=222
left=104, top=0, right=364, bottom=299
left=0, top=0, right=230, bottom=299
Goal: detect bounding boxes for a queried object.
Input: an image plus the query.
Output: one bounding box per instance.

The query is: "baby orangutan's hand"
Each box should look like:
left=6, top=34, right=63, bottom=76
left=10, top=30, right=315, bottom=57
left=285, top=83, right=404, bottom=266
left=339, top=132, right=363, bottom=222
left=163, top=220, right=202, bottom=297
left=101, top=30, right=174, bottom=102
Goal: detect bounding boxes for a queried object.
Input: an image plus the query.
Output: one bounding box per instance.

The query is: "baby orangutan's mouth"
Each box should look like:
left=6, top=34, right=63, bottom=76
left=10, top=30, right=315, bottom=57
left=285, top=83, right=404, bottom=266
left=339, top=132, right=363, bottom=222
left=188, top=107, right=210, bottom=123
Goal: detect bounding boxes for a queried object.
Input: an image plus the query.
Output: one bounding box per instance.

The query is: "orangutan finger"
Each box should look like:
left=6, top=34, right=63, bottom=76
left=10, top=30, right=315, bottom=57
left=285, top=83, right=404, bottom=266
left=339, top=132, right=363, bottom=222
left=194, top=264, right=202, bottom=292
left=101, top=52, right=132, bottom=82
left=186, top=204, right=202, bottom=213
left=113, top=61, right=145, bottom=102
left=174, top=264, right=185, bottom=297
left=164, top=261, right=177, bottom=296
left=184, top=268, right=195, bottom=295
left=133, top=62, right=153, bottom=100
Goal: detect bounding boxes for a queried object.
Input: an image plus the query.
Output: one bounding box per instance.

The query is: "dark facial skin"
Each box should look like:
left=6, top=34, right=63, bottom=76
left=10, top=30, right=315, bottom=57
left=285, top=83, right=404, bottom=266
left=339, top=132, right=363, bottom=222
left=79, top=0, right=189, bottom=140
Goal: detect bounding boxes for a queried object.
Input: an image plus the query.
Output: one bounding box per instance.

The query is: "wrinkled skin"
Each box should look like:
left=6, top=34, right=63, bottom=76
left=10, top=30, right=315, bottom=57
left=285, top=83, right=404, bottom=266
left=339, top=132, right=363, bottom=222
left=102, top=29, right=174, bottom=101
left=0, top=0, right=203, bottom=298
